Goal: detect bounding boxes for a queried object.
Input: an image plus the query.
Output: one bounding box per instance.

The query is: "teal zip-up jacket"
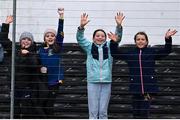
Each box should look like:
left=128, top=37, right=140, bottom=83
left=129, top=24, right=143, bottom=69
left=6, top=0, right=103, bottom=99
left=76, top=26, right=122, bottom=83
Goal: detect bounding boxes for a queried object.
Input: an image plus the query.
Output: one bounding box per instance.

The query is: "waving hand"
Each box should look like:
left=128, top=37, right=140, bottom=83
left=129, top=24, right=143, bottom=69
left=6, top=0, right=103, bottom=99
left=115, top=11, right=125, bottom=26
left=80, top=13, right=90, bottom=28
left=165, top=29, right=177, bottom=39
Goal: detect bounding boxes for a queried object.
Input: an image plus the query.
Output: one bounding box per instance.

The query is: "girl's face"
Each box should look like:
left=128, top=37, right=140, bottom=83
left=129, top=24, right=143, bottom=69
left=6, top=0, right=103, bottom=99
left=135, top=34, right=148, bottom=48
left=44, top=32, right=56, bottom=45
left=93, top=31, right=106, bottom=45
left=20, top=38, right=32, bottom=48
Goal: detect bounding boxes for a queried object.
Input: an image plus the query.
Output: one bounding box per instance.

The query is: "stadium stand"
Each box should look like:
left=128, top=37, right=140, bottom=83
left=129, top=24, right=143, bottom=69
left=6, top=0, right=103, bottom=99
left=0, top=43, right=180, bottom=119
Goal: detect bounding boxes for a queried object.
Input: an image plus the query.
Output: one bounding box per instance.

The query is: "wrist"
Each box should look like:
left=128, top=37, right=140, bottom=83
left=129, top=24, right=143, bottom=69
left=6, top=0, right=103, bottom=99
left=78, top=26, right=84, bottom=30
left=165, top=36, right=171, bottom=39
left=59, top=15, right=64, bottom=20
left=5, top=22, right=10, bottom=24
left=117, top=24, right=122, bottom=28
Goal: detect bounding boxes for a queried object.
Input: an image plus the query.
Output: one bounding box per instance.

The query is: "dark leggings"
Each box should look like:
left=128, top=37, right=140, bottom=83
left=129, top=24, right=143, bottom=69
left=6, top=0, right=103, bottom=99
left=42, top=84, right=59, bottom=118
left=14, top=88, right=40, bottom=119
left=132, top=94, right=151, bottom=119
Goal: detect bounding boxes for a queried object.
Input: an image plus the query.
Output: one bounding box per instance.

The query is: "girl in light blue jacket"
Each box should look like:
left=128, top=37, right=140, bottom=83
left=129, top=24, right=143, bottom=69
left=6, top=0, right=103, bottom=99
left=76, top=12, right=125, bottom=119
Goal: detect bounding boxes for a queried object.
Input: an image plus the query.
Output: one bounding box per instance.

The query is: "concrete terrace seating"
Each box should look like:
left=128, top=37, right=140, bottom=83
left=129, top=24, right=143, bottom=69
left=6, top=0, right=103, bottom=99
left=0, top=43, right=180, bottom=119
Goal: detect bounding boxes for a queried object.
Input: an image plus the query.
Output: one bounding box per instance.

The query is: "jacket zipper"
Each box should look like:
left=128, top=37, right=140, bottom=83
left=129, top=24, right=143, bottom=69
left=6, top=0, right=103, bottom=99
left=99, top=48, right=103, bottom=82
left=139, top=49, right=144, bottom=94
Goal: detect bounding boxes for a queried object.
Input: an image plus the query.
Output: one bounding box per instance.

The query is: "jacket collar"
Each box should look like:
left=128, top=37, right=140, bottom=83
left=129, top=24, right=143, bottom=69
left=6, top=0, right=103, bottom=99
left=135, top=46, right=147, bottom=52
left=91, top=42, right=108, bottom=60
left=93, top=41, right=107, bottom=47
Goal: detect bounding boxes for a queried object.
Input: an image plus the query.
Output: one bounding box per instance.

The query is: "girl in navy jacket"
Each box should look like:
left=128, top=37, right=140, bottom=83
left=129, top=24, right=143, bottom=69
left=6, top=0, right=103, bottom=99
left=111, top=29, right=177, bottom=118
left=38, top=8, right=64, bottom=118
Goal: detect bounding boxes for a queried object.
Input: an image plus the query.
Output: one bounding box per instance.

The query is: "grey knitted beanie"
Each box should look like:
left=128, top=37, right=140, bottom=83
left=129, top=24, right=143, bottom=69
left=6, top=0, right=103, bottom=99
left=19, top=32, right=34, bottom=42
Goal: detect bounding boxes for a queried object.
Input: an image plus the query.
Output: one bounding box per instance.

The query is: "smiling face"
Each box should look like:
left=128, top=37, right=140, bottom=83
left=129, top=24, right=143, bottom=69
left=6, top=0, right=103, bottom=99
left=20, top=38, right=32, bottom=48
left=93, top=29, right=107, bottom=45
left=44, top=32, right=56, bottom=46
left=134, top=32, right=148, bottom=49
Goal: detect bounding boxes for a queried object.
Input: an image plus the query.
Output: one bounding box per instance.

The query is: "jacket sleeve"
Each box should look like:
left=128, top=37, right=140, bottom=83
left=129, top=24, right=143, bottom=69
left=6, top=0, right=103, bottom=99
left=76, top=27, right=91, bottom=53
left=154, top=37, right=172, bottom=59
left=1, top=23, right=9, bottom=32
left=0, top=23, right=12, bottom=53
left=110, top=25, right=123, bottom=57
left=115, top=25, right=123, bottom=43
left=110, top=25, right=128, bottom=60
left=58, top=67, right=64, bottom=80
left=56, top=19, right=64, bottom=50
left=110, top=41, right=129, bottom=60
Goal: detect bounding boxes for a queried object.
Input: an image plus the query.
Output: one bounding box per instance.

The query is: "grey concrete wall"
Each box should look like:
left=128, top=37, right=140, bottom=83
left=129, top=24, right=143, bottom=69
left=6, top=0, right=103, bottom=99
left=0, top=0, right=180, bottom=45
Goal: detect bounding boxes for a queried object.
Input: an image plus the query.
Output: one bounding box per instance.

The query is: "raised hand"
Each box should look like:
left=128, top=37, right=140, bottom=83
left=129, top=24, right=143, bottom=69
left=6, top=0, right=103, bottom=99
left=80, top=13, right=90, bottom=28
left=108, top=32, right=119, bottom=42
left=57, top=8, right=64, bottom=19
left=5, top=15, right=13, bottom=24
left=165, top=29, right=178, bottom=39
left=115, top=11, right=125, bottom=26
